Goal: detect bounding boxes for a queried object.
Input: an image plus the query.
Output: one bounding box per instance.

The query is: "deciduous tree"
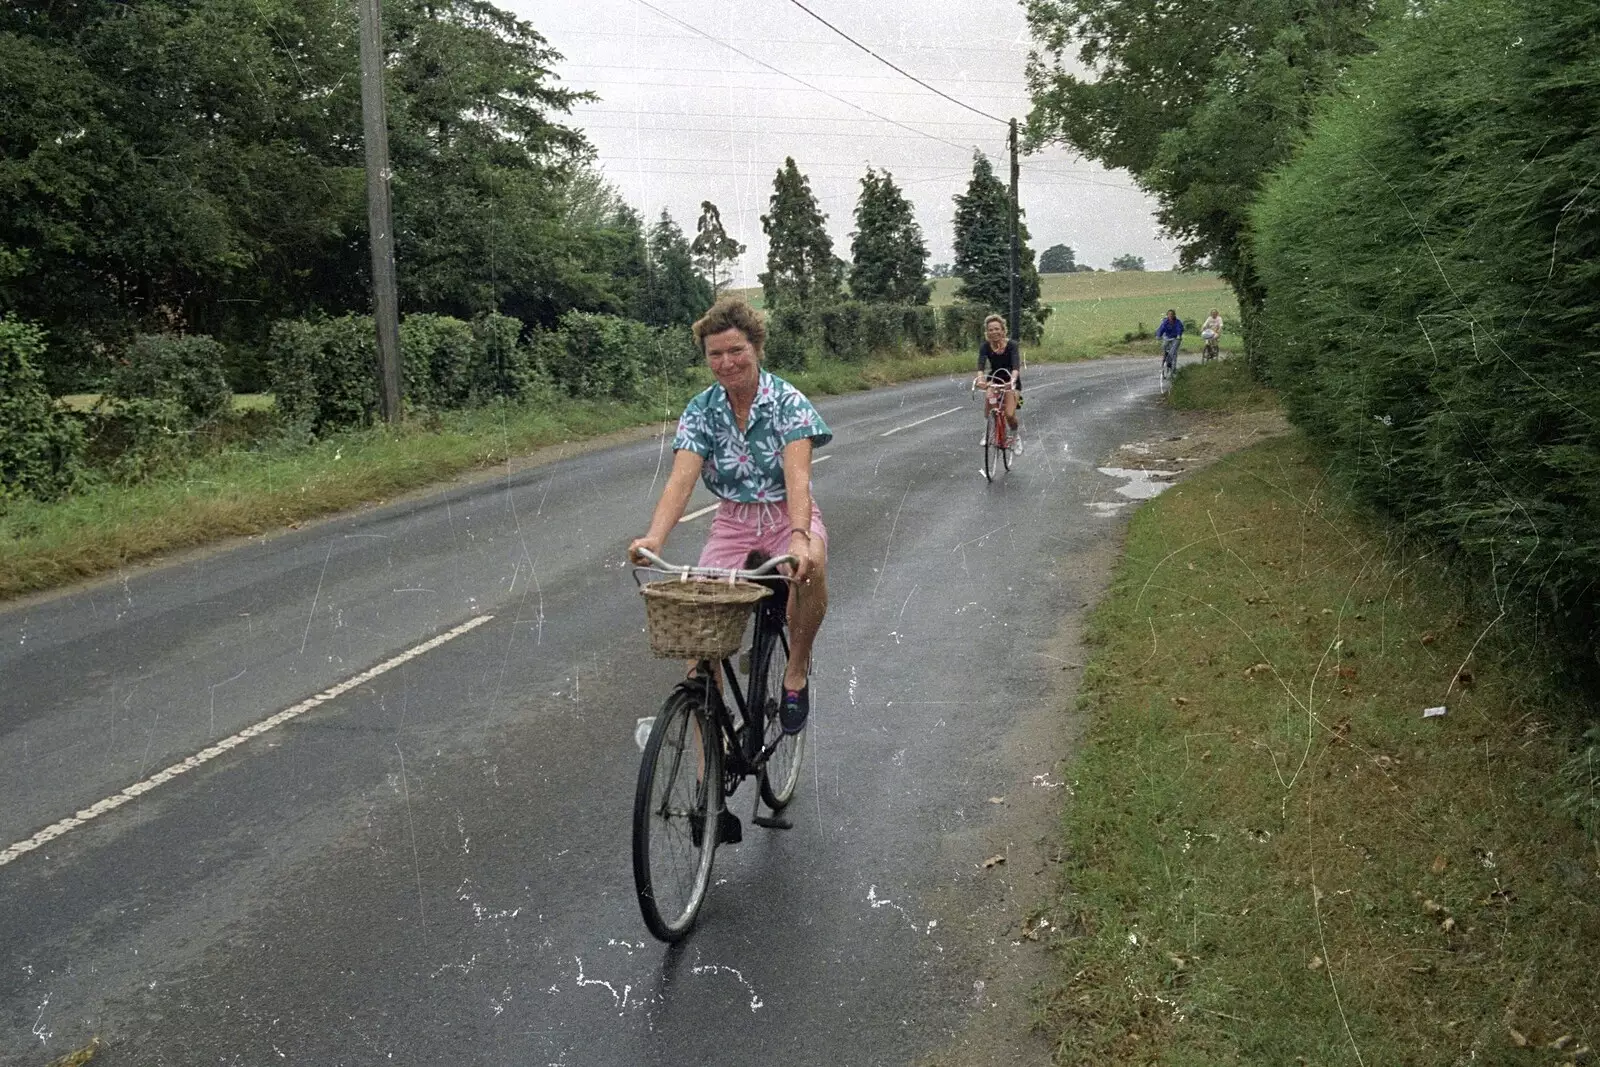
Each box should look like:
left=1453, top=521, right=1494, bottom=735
left=1038, top=244, right=1077, bottom=273
left=690, top=201, right=746, bottom=298
left=1025, top=0, right=1385, bottom=375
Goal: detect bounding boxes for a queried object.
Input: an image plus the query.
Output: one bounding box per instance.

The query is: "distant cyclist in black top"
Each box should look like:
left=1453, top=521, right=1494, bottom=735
left=974, top=314, right=1020, bottom=432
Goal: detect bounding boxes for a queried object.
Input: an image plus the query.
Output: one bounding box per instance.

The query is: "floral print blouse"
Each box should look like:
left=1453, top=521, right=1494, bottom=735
left=672, top=370, right=832, bottom=503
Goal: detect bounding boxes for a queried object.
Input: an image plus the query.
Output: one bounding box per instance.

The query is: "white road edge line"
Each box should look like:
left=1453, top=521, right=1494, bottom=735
left=0, top=613, right=495, bottom=868
left=880, top=406, right=963, bottom=437
left=677, top=456, right=833, bottom=525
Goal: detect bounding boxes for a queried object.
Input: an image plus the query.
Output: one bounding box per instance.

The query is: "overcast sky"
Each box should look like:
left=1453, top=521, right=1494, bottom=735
left=506, top=0, right=1176, bottom=286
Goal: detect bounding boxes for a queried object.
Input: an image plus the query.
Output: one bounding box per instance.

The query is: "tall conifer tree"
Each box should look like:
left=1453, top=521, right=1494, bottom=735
left=849, top=168, right=929, bottom=305
left=640, top=210, right=711, bottom=328
left=951, top=152, right=1042, bottom=323
left=759, top=158, right=839, bottom=310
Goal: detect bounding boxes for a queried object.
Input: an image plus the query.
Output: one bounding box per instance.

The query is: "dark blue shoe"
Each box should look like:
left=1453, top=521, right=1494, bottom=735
left=780, top=684, right=809, bottom=735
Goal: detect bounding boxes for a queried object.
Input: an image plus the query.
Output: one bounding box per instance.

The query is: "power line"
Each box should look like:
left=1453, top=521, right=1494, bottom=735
left=577, top=106, right=1002, bottom=128
left=614, top=0, right=982, bottom=154
left=564, top=61, right=1028, bottom=88
left=595, top=156, right=1129, bottom=189
left=581, top=122, right=1011, bottom=143
left=552, top=27, right=1033, bottom=56
left=566, top=76, right=1029, bottom=101
left=778, top=0, right=1009, bottom=125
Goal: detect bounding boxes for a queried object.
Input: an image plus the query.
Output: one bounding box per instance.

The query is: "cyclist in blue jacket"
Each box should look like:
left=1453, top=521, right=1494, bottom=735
left=1155, top=309, right=1184, bottom=372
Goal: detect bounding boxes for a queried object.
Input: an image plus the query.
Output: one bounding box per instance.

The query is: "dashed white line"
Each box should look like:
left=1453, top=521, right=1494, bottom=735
left=0, top=614, right=495, bottom=868
left=880, top=406, right=963, bottom=437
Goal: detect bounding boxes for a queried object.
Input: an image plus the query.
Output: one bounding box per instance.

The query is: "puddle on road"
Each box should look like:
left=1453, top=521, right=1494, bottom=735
left=1087, top=466, right=1183, bottom=515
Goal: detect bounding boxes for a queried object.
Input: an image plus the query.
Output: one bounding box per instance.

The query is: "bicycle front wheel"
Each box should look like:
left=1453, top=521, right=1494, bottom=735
left=754, top=626, right=806, bottom=811
left=983, top=412, right=997, bottom=482
left=633, top=688, right=721, bottom=941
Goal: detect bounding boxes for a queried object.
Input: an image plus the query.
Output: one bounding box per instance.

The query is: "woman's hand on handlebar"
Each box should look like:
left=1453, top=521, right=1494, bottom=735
left=787, top=530, right=816, bottom=584
left=628, top=535, right=664, bottom=566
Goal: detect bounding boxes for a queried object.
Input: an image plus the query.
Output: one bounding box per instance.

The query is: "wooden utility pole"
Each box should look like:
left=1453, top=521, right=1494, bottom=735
left=1008, top=118, right=1021, bottom=343
left=358, top=0, right=402, bottom=424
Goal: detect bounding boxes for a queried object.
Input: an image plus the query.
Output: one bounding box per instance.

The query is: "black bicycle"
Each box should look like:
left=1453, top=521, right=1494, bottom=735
left=629, top=549, right=808, bottom=942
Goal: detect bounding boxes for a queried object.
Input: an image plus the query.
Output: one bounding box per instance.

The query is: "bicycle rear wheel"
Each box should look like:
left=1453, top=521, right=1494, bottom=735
left=633, top=688, right=721, bottom=941
left=754, top=625, right=806, bottom=811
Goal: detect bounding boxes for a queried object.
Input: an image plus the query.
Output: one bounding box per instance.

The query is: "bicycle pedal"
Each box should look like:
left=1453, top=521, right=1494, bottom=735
left=752, top=813, right=794, bottom=831
left=717, top=809, right=743, bottom=845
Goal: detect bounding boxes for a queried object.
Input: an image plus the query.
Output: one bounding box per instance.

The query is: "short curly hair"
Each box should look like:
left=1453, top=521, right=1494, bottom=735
left=692, top=296, right=767, bottom=352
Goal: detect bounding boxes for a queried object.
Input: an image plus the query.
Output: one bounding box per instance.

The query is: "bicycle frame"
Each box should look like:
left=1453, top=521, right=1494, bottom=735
left=974, top=378, right=1017, bottom=444
left=633, top=548, right=795, bottom=777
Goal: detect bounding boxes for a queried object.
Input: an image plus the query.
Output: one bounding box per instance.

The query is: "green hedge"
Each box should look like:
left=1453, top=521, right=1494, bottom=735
left=268, top=315, right=379, bottom=434
left=0, top=316, right=84, bottom=501
left=1250, top=0, right=1600, bottom=685
left=108, top=334, right=234, bottom=425
left=543, top=312, right=698, bottom=401
left=763, top=301, right=981, bottom=368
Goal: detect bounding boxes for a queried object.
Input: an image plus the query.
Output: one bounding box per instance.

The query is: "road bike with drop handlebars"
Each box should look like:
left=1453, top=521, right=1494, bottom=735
left=972, top=375, right=1020, bottom=482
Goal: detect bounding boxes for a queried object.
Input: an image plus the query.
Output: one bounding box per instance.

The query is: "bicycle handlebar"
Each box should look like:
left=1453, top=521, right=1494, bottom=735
left=632, top=547, right=798, bottom=580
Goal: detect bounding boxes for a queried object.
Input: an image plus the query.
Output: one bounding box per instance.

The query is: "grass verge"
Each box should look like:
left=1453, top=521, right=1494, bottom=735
left=1043, top=369, right=1599, bottom=1063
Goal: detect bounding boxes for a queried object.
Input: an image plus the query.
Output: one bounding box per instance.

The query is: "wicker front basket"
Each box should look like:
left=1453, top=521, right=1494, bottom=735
left=639, top=578, right=771, bottom=660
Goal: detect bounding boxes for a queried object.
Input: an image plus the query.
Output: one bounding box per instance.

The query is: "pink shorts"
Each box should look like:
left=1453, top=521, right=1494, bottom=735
left=697, top=499, right=828, bottom=571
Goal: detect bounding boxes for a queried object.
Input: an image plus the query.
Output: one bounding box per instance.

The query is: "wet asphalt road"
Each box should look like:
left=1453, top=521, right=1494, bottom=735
left=0, top=358, right=1179, bottom=1065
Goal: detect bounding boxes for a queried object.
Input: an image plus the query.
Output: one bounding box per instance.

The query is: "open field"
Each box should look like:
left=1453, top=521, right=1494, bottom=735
left=729, top=271, right=1239, bottom=360
left=60, top=393, right=276, bottom=413
left=730, top=270, right=1233, bottom=312
left=1039, top=360, right=1600, bottom=1064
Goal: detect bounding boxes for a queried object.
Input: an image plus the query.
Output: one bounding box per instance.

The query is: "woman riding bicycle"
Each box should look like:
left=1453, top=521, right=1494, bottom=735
left=1201, top=308, right=1223, bottom=361
left=1156, top=309, right=1184, bottom=371
left=975, top=314, right=1021, bottom=433
left=628, top=297, right=831, bottom=735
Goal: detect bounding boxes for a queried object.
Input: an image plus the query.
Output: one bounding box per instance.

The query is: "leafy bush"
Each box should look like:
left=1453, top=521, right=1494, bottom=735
left=93, top=397, right=193, bottom=483
left=858, top=303, right=902, bottom=356
left=268, top=316, right=378, bottom=434
left=1251, top=0, right=1600, bottom=687
left=108, top=333, right=233, bottom=424
left=400, top=314, right=478, bottom=409
left=0, top=316, right=85, bottom=501
left=764, top=307, right=811, bottom=370
left=940, top=303, right=991, bottom=351
left=818, top=302, right=866, bottom=362
left=546, top=312, right=696, bottom=401
left=470, top=313, right=537, bottom=402
left=900, top=306, right=939, bottom=353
